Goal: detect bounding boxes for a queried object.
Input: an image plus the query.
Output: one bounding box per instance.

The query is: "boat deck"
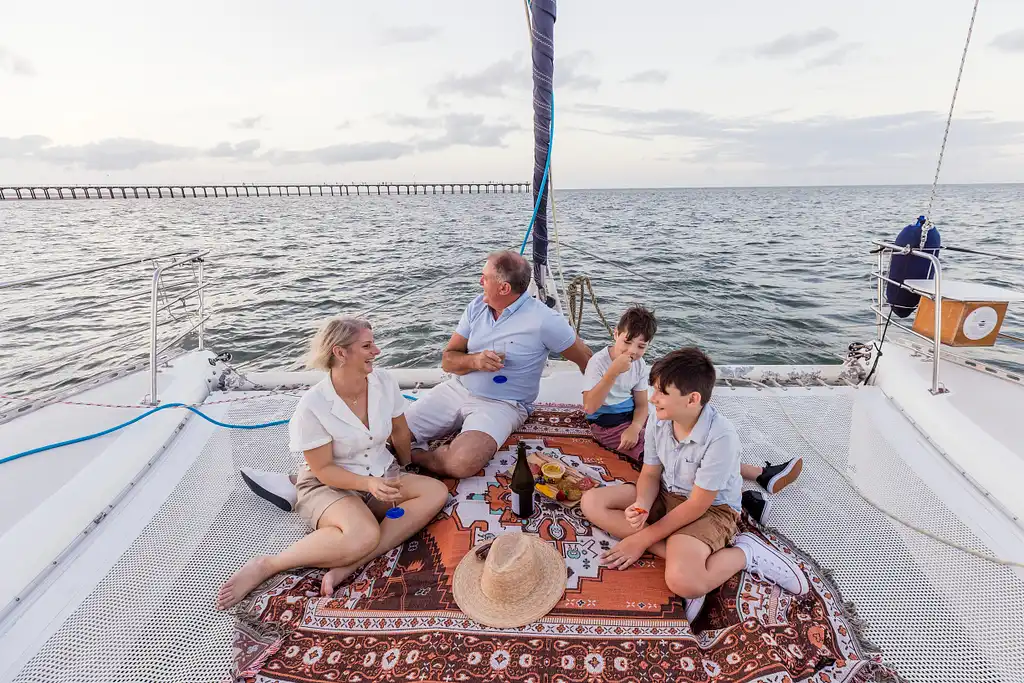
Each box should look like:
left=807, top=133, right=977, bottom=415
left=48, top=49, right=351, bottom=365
left=2, top=374, right=1023, bottom=683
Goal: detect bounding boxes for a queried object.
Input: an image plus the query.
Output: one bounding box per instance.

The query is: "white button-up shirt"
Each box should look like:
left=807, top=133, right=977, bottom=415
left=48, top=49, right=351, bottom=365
left=288, top=368, right=406, bottom=478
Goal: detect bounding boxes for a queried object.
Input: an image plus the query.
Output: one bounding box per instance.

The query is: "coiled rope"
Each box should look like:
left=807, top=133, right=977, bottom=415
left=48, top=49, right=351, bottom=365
left=566, top=275, right=613, bottom=339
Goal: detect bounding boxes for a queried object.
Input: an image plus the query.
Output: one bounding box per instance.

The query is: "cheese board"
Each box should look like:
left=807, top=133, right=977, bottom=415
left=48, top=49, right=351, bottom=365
left=526, top=450, right=600, bottom=508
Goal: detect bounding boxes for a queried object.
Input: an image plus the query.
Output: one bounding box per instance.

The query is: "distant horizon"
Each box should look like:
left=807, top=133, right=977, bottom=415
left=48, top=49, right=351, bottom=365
left=2, top=180, right=1023, bottom=194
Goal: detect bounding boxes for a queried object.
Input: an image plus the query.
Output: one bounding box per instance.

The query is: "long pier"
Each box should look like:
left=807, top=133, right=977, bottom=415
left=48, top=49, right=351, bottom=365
left=0, top=182, right=530, bottom=200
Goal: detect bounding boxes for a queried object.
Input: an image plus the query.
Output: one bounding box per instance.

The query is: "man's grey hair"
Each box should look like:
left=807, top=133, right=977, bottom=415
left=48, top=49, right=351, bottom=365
left=488, top=250, right=532, bottom=294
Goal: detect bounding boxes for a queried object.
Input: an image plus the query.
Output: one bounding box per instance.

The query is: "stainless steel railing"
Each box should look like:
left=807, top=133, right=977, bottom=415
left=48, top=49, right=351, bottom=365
left=872, top=240, right=945, bottom=394
left=872, top=240, right=1024, bottom=395
left=148, top=252, right=210, bottom=404
left=0, top=250, right=210, bottom=421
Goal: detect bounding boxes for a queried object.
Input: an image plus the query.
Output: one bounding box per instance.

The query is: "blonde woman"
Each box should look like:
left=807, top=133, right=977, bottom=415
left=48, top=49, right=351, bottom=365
left=216, top=316, right=450, bottom=608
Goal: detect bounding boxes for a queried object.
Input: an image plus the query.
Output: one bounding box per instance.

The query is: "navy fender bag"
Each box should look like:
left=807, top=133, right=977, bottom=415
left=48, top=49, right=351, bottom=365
left=886, top=216, right=941, bottom=319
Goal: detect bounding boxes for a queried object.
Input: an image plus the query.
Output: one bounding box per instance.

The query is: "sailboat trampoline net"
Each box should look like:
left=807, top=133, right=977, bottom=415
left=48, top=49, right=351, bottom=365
left=8, top=387, right=1024, bottom=683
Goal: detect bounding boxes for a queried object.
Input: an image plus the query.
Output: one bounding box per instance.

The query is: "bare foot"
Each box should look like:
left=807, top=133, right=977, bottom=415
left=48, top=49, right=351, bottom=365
left=216, top=556, right=276, bottom=610
left=321, top=565, right=358, bottom=597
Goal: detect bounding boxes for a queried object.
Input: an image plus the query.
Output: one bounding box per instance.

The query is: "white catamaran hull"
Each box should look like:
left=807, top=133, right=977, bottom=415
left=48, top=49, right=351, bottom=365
left=1, top=341, right=1023, bottom=682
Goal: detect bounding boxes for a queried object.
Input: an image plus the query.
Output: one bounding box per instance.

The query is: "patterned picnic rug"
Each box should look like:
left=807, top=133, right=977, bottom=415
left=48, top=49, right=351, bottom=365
left=230, top=404, right=902, bottom=683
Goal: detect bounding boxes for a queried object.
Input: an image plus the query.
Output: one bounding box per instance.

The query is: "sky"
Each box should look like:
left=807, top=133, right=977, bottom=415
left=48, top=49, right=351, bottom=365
left=1, top=0, right=1024, bottom=188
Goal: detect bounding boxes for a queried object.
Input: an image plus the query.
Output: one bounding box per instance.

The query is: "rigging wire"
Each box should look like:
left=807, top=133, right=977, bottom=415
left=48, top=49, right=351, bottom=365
left=921, top=0, right=981, bottom=247
left=240, top=251, right=495, bottom=371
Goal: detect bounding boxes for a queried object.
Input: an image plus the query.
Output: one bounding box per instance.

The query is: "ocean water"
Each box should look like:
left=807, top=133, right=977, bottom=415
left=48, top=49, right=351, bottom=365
left=1, top=185, right=1022, bottom=397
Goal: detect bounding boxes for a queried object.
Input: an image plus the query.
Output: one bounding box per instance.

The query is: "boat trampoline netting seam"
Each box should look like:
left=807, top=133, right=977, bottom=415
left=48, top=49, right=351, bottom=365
left=10, top=390, right=1024, bottom=683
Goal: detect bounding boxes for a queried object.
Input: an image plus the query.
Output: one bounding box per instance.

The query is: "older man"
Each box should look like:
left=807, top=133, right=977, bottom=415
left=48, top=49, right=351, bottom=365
left=407, top=250, right=591, bottom=478
left=239, top=250, right=591, bottom=510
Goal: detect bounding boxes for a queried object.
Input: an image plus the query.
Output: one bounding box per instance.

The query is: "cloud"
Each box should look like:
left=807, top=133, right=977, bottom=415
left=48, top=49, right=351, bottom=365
left=570, top=103, right=1024, bottom=172
left=753, top=27, right=838, bottom=58
left=207, top=139, right=261, bottom=158
left=262, top=119, right=519, bottom=165
left=0, top=45, right=34, bottom=76
left=2, top=136, right=256, bottom=170
left=429, top=49, right=599, bottom=105
left=622, top=69, right=669, bottom=85
left=387, top=114, right=437, bottom=128
left=0, top=135, right=51, bottom=158
left=263, top=141, right=416, bottom=166
left=571, top=103, right=720, bottom=140
left=379, top=25, right=442, bottom=45
left=384, top=112, right=521, bottom=151
left=722, top=29, right=854, bottom=70
left=230, top=115, right=263, bottom=130
left=559, top=51, right=601, bottom=90
left=335, top=120, right=353, bottom=130
left=431, top=56, right=529, bottom=101
left=805, top=43, right=860, bottom=69
left=991, top=28, right=1024, bottom=53
left=33, top=138, right=199, bottom=170
left=416, top=114, right=520, bottom=152
left=3, top=112, right=519, bottom=170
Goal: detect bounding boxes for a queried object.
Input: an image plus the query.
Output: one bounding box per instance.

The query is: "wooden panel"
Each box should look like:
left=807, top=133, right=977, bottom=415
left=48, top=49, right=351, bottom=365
left=912, top=298, right=1008, bottom=347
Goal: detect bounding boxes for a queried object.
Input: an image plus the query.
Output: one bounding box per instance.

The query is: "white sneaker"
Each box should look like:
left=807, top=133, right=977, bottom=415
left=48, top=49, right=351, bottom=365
left=733, top=532, right=809, bottom=595
left=684, top=594, right=705, bottom=624
left=240, top=468, right=297, bottom=512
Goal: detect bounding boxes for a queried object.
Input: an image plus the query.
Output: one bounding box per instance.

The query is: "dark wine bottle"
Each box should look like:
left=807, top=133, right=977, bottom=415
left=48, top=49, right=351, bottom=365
left=510, top=440, right=535, bottom=518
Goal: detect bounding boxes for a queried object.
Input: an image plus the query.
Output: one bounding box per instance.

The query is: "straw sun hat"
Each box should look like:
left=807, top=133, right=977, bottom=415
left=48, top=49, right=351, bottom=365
left=453, top=533, right=566, bottom=628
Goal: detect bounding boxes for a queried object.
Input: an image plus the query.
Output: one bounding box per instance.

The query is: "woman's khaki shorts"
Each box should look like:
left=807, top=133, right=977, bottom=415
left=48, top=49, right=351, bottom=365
left=647, top=489, right=740, bottom=552
left=294, top=468, right=371, bottom=529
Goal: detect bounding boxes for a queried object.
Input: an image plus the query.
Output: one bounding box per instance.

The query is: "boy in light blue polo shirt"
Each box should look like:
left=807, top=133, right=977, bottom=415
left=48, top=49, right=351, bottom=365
left=580, top=348, right=809, bottom=625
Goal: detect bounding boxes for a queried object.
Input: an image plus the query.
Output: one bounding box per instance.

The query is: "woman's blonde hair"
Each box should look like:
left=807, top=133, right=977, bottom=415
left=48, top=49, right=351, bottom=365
left=305, top=315, right=373, bottom=371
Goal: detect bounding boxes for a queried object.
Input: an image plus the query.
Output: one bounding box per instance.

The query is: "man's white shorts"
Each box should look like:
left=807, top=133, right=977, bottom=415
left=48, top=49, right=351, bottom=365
left=405, top=378, right=528, bottom=449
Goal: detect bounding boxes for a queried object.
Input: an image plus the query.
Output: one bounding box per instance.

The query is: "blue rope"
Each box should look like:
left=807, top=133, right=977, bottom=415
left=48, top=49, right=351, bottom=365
left=519, top=100, right=555, bottom=256
left=3, top=394, right=423, bottom=466
left=0, top=403, right=288, bottom=466
left=519, top=0, right=555, bottom=257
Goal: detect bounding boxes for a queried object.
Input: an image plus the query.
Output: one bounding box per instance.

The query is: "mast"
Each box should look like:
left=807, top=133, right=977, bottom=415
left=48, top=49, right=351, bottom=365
left=530, top=0, right=556, bottom=307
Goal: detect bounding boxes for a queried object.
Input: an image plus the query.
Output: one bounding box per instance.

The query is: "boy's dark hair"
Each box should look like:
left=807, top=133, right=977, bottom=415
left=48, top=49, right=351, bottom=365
left=649, top=348, right=716, bottom=406
left=617, top=304, right=657, bottom=342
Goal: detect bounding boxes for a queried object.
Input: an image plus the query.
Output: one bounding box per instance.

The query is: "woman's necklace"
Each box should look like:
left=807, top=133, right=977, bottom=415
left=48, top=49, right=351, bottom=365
left=335, top=376, right=367, bottom=408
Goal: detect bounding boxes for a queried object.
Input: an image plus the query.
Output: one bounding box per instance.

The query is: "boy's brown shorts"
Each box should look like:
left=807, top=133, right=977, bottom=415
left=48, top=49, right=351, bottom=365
left=647, top=489, right=740, bottom=552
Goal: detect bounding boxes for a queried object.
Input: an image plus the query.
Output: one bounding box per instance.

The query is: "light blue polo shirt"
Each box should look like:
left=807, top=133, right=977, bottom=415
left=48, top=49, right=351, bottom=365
left=455, top=292, right=578, bottom=405
left=642, top=404, right=742, bottom=511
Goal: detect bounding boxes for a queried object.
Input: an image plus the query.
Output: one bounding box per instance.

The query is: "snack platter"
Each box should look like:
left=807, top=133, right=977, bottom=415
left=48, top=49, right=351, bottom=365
left=515, top=439, right=601, bottom=508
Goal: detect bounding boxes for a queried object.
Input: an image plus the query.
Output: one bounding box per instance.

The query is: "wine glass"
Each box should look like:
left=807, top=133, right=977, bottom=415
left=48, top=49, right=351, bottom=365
left=384, top=461, right=405, bottom=519
left=493, top=341, right=508, bottom=384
